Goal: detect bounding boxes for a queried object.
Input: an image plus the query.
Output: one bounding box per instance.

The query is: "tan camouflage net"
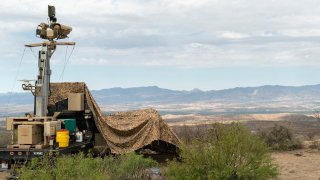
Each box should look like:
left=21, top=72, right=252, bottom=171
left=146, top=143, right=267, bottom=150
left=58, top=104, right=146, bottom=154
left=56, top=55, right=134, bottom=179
left=49, top=82, right=180, bottom=154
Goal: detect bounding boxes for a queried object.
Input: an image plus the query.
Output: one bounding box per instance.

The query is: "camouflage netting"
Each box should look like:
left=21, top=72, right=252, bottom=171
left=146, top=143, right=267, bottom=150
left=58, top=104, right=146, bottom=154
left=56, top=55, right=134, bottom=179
left=48, top=82, right=181, bottom=154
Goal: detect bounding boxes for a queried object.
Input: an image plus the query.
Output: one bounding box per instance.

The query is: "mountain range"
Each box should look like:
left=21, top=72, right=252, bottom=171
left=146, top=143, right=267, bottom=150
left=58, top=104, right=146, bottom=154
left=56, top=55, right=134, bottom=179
left=1, top=84, right=320, bottom=106
left=92, top=84, right=320, bottom=105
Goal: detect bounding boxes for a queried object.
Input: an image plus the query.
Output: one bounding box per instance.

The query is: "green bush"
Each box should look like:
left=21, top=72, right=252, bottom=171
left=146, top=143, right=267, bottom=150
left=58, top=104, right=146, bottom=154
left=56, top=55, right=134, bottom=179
left=18, top=152, right=156, bottom=180
left=166, top=123, right=278, bottom=180
left=259, top=124, right=302, bottom=151
left=102, top=152, right=157, bottom=179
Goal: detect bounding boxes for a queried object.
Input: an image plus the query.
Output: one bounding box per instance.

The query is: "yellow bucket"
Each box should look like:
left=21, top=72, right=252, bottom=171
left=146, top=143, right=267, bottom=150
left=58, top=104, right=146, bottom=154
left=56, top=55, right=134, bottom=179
left=56, top=129, right=69, bottom=148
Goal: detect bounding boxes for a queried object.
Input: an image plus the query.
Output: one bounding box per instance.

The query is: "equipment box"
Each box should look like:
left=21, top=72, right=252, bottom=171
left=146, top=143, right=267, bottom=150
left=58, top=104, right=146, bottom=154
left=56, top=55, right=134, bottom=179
left=18, top=125, right=42, bottom=145
left=44, top=121, right=61, bottom=136
left=68, top=93, right=84, bottom=111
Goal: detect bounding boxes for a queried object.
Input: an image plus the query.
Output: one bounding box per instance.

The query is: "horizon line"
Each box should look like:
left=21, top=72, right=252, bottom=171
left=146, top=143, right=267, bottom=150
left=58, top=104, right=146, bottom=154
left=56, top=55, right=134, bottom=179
left=1, top=83, right=319, bottom=94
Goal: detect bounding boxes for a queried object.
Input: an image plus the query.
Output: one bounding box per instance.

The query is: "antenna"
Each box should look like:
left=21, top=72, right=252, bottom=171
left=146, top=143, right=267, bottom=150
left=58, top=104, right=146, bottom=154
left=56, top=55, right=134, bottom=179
left=48, top=5, right=57, bottom=22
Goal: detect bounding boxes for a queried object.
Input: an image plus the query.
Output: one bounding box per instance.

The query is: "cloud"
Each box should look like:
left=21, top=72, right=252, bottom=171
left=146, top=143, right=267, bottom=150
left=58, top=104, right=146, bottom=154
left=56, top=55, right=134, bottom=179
left=218, top=32, right=249, bottom=39
left=67, top=40, right=320, bottom=69
left=1, top=0, right=320, bottom=69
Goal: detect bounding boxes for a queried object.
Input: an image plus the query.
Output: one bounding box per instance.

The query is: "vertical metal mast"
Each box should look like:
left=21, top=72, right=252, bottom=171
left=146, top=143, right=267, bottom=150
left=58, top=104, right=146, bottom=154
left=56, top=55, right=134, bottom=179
left=35, top=44, right=53, bottom=116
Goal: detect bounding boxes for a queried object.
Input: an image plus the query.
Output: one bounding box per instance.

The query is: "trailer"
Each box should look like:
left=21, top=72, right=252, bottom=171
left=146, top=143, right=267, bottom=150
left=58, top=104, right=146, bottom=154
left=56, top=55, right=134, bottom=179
left=0, top=141, right=93, bottom=166
left=0, top=112, right=96, bottom=170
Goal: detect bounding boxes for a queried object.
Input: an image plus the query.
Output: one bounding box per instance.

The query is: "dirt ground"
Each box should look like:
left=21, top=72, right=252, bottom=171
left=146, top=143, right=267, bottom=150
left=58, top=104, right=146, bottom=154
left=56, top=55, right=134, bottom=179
left=272, top=149, right=320, bottom=180
left=0, top=172, right=6, bottom=180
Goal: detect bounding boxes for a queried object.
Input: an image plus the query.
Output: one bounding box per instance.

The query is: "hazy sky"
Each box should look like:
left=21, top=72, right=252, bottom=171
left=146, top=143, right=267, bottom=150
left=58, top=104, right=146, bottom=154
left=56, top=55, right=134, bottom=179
left=1, top=0, right=320, bottom=92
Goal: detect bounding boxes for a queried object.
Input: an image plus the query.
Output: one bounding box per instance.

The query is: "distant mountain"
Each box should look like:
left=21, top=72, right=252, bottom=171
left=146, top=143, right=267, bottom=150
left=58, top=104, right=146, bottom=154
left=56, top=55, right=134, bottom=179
left=91, top=84, right=320, bottom=105
left=1, top=84, right=320, bottom=105
left=0, top=92, right=33, bottom=105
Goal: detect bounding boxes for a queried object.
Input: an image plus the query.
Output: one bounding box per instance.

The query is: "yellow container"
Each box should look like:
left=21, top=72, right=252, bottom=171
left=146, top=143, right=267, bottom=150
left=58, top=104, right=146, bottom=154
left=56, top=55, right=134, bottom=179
left=56, top=129, right=69, bottom=148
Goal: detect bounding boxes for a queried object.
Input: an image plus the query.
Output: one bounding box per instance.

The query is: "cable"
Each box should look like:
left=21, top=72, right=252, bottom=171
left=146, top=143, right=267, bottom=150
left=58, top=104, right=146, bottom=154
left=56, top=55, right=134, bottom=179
left=5, top=47, right=27, bottom=116
left=59, top=45, right=75, bottom=81
left=29, top=47, right=37, bottom=59
left=59, top=46, right=68, bottom=81
left=10, top=47, right=26, bottom=92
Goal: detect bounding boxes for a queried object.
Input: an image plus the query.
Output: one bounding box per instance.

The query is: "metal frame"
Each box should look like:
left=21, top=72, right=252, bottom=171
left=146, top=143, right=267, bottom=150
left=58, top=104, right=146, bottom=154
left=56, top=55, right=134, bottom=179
left=0, top=141, right=93, bottom=161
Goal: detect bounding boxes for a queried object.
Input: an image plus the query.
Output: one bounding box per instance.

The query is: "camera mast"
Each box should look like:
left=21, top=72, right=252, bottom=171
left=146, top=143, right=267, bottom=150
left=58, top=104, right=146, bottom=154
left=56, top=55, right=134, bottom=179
left=23, top=5, right=75, bottom=117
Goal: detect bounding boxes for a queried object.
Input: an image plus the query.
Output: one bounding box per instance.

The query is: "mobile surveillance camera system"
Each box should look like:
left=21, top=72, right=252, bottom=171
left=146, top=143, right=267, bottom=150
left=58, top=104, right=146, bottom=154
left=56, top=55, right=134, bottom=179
left=0, top=6, right=93, bottom=172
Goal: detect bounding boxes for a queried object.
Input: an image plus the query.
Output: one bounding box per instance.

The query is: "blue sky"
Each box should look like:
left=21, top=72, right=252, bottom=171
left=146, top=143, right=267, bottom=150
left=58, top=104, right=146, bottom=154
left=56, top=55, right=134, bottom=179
left=1, top=0, right=320, bottom=92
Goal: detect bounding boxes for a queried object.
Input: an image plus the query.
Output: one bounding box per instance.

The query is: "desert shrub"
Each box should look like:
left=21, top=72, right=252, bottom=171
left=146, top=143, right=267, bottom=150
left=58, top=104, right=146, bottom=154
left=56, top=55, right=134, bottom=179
left=259, top=124, right=302, bottom=151
left=18, top=152, right=156, bottom=180
left=102, top=152, right=157, bottom=179
left=309, top=141, right=320, bottom=149
left=19, top=153, right=107, bottom=180
left=166, top=123, right=278, bottom=180
left=173, top=124, right=207, bottom=144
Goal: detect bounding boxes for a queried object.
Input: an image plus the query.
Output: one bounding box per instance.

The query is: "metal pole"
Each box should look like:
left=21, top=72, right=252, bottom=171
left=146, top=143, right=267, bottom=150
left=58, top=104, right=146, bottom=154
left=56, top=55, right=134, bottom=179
left=35, top=44, right=52, bottom=117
